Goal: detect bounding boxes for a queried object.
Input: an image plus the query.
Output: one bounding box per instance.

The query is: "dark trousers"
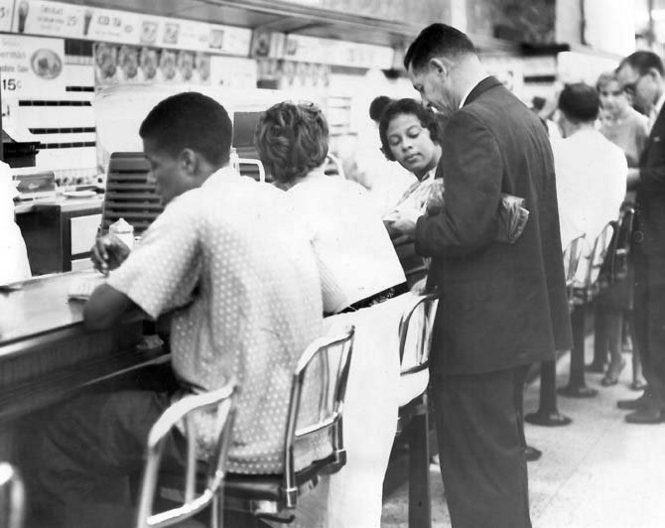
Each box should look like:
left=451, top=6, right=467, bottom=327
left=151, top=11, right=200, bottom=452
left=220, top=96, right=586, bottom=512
left=431, top=365, right=532, bottom=528
left=632, top=252, right=665, bottom=409
left=34, top=389, right=267, bottom=528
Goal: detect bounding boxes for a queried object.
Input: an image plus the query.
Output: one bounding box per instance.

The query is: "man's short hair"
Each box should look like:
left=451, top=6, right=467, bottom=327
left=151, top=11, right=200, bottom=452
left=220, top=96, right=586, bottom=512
left=369, top=96, right=394, bottom=123
left=404, top=23, right=476, bottom=72
left=254, top=101, right=328, bottom=184
left=558, top=83, right=600, bottom=124
left=619, top=51, right=665, bottom=76
left=378, top=98, right=443, bottom=162
left=139, top=92, right=232, bottom=166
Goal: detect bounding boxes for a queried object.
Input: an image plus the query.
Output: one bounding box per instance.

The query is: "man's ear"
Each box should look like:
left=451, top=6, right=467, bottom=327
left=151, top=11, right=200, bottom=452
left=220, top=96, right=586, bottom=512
left=428, top=57, right=448, bottom=78
left=179, top=148, right=198, bottom=175
left=648, top=67, right=663, bottom=83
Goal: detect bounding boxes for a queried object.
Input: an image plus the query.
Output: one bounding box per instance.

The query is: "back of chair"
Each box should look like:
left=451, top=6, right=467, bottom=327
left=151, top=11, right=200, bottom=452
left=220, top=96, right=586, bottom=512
left=398, top=291, right=440, bottom=377
left=563, top=235, right=586, bottom=289
left=102, top=152, right=163, bottom=237
left=0, top=463, right=24, bottom=528
left=282, top=327, right=355, bottom=507
left=584, top=223, right=615, bottom=290
left=136, top=382, right=237, bottom=528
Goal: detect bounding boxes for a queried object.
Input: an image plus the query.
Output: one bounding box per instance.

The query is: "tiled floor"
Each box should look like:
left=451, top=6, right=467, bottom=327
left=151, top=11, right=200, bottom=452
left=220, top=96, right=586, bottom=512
left=381, top=349, right=665, bottom=528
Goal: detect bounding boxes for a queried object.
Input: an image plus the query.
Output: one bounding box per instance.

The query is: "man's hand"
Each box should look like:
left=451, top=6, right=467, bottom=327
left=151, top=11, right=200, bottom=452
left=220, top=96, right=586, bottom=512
left=91, top=233, right=131, bottom=275
left=384, top=206, right=421, bottom=238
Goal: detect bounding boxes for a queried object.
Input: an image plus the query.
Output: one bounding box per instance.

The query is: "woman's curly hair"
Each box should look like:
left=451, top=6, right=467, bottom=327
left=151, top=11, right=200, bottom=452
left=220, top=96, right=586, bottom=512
left=254, top=101, right=329, bottom=184
left=378, top=98, right=443, bottom=162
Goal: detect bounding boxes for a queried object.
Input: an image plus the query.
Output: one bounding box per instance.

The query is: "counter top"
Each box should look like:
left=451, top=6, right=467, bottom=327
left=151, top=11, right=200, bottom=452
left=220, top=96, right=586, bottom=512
left=14, top=195, right=104, bottom=215
left=0, top=270, right=104, bottom=348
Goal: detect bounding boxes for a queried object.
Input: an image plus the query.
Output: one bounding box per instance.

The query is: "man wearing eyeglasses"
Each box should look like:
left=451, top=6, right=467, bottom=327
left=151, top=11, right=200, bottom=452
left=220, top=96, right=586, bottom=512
left=616, top=51, right=665, bottom=424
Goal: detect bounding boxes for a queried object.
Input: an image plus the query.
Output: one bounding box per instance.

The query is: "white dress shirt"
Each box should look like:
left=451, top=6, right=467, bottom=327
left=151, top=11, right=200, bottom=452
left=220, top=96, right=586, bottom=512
left=552, top=128, right=627, bottom=255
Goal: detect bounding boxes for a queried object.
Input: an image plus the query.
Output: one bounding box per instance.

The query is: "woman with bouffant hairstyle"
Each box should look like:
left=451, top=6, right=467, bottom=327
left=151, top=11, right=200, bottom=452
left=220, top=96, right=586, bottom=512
left=254, top=101, right=408, bottom=528
left=254, top=101, right=329, bottom=188
left=254, top=101, right=405, bottom=315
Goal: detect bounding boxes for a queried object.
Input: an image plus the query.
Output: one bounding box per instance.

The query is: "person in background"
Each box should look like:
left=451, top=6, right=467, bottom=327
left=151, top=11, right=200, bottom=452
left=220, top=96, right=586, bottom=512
left=379, top=97, right=444, bottom=228
left=554, top=83, right=627, bottom=253
left=597, top=71, right=649, bottom=170
left=388, top=23, right=571, bottom=528
left=552, top=83, right=627, bottom=386
left=255, top=100, right=407, bottom=316
left=592, top=71, right=649, bottom=386
left=36, top=92, right=325, bottom=528
left=616, top=51, right=665, bottom=423
left=0, top=161, right=31, bottom=285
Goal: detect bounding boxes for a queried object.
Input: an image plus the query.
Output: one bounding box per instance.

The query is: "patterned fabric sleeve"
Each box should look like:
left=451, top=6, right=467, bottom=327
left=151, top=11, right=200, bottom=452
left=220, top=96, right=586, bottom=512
left=107, top=197, right=201, bottom=319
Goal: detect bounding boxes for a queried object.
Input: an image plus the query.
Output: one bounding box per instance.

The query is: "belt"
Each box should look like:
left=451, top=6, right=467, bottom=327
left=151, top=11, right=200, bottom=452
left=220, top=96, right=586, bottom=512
left=338, top=282, right=409, bottom=314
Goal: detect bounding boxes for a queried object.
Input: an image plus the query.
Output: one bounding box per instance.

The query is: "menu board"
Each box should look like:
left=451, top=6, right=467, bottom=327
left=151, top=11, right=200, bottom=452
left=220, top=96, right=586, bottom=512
left=283, top=34, right=394, bottom=69
left=10, top=0, right=252, bottom=56
left=0, top=34, right=66, bottom=98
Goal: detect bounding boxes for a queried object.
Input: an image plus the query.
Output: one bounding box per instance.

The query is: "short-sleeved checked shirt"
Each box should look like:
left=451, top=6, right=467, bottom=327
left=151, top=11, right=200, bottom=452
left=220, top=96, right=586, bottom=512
left=108, top=167, right=326, bottom=474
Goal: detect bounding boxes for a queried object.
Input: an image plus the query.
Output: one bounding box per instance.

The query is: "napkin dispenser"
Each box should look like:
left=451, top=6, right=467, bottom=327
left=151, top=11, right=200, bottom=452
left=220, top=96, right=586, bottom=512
left=14, top=171, right=56, bottom=201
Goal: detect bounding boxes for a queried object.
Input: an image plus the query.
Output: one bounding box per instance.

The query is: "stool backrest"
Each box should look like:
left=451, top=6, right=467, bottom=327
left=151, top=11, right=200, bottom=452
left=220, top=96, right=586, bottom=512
left=283, top=327, right=354, bottom=505
left=0, top=463, right=24, bottom=528
left=136, top=382, right=238, bottom=528
left=563, top=235, right=586, bottom=289
left=398, top=291, right=440, bottom=377
left=584, top=222, right=615, bottom=289
left=102, top=152, right=163, bottom=237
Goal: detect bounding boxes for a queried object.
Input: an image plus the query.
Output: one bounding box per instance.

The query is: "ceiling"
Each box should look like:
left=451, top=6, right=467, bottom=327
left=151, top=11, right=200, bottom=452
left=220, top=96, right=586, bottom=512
left=59, top=0, right=520, bottom=53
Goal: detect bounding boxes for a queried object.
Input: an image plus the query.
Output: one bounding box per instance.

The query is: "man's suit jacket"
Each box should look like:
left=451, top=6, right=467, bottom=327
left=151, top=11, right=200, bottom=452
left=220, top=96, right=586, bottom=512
left=635, top=104, right=665, bottom=256
left=416, top=77, right=572, bottom=375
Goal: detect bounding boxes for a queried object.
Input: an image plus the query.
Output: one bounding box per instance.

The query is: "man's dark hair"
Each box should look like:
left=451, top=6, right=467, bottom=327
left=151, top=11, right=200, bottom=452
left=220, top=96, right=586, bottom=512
left=139, top=92, right=232, bottom=166
left=404, top=23, right=476, bottom=72
left=619, top=50, right=665, bottom=76
left=558, top=83, right=600, bottom=124
left=378, top=98, right=443, bottom=162
left=369, top=96, right=394, bottom=123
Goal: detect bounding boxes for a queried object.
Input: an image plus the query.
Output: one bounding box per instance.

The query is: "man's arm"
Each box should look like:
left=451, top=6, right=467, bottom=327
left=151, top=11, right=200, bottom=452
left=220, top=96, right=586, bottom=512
left=83, top=283, right=137, bottom=330
left=415, top=111, right=502, bottom=258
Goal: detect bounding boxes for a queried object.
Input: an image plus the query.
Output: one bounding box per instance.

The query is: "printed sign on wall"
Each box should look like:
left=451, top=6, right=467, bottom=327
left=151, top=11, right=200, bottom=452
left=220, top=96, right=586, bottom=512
left=0, top=34, right=66, bottom=98
left=0, top=0, right=14, bottom=32
left=11, top=0, right=252, bottom=56
left=94, top=42, right=211, bottom=87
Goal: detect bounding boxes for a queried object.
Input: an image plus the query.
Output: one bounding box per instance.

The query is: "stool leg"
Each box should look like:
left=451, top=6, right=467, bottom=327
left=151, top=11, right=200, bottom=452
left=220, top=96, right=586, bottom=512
left=408, top=397, right=431, bottom=528
left=559, top=305, right=598, bottom=398
left=525, top=361, right=572, bottom=426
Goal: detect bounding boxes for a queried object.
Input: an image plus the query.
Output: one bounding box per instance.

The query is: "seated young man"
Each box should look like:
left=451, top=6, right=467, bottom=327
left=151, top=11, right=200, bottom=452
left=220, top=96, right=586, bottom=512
left=36, top=92, right=325, bottom=528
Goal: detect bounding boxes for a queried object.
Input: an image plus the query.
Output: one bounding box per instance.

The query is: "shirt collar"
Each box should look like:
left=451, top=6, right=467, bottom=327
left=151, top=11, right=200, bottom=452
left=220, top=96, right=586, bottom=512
left=459, top=76, right=492, bottom=109
left=200, top=165, right=240, bottom=189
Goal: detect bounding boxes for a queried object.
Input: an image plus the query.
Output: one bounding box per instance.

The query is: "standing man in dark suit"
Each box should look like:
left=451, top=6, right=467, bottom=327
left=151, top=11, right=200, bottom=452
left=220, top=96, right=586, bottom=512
left=616, top=51, right=665, bottom=423
left=387, top=24, right=571, bottom=528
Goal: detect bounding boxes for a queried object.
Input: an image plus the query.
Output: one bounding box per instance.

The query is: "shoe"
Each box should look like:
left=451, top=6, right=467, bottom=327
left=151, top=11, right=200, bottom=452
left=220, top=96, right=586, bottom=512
left=631, top=379, right=648, bottom=391
left=525, top=445, right=542, bottom=462
left=625, top=408, right=665, bottom=424
left=585, top=361, right=606, bottom=373
left=601, top=359, right=626, bottom=387
left=617, top=390, right=651, bottom=410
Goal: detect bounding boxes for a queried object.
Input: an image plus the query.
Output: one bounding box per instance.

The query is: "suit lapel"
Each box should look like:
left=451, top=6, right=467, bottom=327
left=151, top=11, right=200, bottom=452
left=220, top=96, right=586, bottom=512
left=641, top=105, right=665, bottom=165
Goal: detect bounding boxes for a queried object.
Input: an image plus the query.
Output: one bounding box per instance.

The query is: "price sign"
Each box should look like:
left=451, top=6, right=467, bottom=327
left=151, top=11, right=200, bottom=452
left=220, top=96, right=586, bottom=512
left=0, top=34, right=66, bottom=98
